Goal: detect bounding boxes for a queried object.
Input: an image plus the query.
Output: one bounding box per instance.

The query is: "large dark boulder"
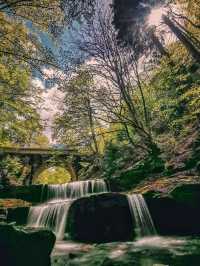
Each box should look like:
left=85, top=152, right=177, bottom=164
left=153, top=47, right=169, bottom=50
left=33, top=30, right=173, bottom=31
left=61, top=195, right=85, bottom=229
left=7, top=207, right=30, bottom=225
left=170, top=184, right=200, bottom=208
left=67, top=193, right=133, bottom=243
left=144, top=184, right=200, bottom=236
left=0, top=184, right=48, bottom=203
left=0, top=223, right=56, bottom=266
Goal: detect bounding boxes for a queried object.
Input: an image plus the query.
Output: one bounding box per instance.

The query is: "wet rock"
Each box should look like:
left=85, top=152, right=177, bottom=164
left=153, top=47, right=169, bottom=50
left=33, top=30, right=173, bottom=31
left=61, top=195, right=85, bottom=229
left=7, top=207, right=29, bottom=225
left=170, top=184, right=200, bottom=208
left=0, top=184, right=47, bottom=203
left=0, top=223, right=56, bottom=266
left=51, top=239, right=200, bottom=266
left=0, top=209, right=7, bottom=223
left=67, top=193, right=133, bottom=243
left=145, top=184, right=200, bottom=236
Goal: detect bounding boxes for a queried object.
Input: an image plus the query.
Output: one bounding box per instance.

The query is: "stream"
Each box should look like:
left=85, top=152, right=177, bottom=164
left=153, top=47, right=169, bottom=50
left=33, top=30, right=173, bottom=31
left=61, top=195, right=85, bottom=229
left=52, top=236, right=200, bottom=266
left=25, top=180, right=200, bottom=265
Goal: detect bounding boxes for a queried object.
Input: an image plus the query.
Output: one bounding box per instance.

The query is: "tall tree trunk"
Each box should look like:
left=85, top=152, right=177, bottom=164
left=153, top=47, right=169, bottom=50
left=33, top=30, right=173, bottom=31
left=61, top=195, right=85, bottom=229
left=87, top=98, right=99, bottom=154
left=148, top=30, right=170, bottom=58
left=162, top=15, right=200, bottom=63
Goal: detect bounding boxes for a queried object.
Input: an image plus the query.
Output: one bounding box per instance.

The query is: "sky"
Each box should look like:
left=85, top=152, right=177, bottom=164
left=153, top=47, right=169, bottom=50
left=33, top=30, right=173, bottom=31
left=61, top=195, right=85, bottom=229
left=32, top=23, right=82, bottom=143
left=33, top=76, right=64, bottom=142
left=148, top=7, right=165, bottom=26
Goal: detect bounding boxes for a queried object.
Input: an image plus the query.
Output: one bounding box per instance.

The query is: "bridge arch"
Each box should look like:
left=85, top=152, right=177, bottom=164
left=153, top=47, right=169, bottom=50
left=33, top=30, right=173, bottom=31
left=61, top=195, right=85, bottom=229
left=32, top=162, right=77, bottom=184
left=0, top=147, right=85, bottom=186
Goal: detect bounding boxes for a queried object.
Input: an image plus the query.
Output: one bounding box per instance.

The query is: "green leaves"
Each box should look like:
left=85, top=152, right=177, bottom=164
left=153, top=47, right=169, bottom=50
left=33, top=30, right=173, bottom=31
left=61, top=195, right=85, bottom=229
left=0, top=56, right=42, bottom=145
left=0, top=155, right=23, bottom=185
left=54, top=69, right=99, bottom=154
left=35, top=167, right=71, bottom=185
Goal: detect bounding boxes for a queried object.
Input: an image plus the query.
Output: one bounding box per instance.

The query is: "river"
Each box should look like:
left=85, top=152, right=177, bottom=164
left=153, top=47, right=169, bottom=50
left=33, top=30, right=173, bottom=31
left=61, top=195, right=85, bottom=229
left=51, top=236, right=200, bottom=266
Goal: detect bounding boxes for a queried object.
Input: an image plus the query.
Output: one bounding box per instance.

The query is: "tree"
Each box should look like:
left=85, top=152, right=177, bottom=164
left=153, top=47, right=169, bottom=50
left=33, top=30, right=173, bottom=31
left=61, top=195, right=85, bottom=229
left=30, top=134, right=50, bottom=148
left=0, top=0, right=95, bottom=26
left=35, top=167, right=71, bottom=184
left=0, top=0, right=96, bottom=72
left=0, top=56, right=42, bottom=145
left=0, top=10, right=57, bottom=73
left=145, top=42, right=200, bottom=163
left=162, top=14, right=200, bottom=63
left=0, top=155, right=23, bottom=186
left=112, top=0, right=200, bottom=64
left=112, top=0, right=169, bottom=60
left=73, top=7, right=156, bottom=154
left=54, top=69, right=99, bottom=154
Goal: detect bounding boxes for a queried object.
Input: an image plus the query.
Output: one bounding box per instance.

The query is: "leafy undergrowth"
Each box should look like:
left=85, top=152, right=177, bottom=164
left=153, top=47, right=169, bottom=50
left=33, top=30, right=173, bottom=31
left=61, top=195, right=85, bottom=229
left=131, top=174, right=200, bottom=194
left=0, top=199, right=31, bottom=208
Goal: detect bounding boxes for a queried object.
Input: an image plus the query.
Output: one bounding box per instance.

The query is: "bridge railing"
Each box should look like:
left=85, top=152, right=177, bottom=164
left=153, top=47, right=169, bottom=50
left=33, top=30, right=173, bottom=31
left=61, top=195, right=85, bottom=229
left=0, top=147, right=76, bottom=155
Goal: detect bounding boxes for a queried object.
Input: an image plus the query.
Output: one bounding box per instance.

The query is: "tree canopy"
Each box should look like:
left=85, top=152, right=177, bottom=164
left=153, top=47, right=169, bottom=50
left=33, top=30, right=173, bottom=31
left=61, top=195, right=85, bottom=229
left=0, top=0, right=199, bottom=188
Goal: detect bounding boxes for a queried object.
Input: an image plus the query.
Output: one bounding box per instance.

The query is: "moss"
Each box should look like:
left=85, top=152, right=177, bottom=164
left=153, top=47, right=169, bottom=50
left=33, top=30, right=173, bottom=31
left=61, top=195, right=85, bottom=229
left=0, top=199, right=31, bottom=208
left=107, top=154, right=165, bottom=191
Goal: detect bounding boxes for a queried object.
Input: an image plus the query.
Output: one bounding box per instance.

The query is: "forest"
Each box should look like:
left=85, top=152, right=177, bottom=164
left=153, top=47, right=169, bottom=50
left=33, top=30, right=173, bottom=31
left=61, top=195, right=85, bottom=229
left=0, top=0, right=200, bottom=266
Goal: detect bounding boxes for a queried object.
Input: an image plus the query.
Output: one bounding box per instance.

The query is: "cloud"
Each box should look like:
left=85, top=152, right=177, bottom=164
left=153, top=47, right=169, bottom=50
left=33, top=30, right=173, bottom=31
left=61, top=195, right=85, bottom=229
left=32, top=74, right=65, bottom=143
left=147, top=7, right=165, bottom=26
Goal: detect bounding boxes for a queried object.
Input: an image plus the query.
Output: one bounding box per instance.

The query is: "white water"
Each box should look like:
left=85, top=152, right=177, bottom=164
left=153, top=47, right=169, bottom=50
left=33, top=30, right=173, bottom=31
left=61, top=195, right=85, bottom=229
left=46, top=179, right=108, bottom=200
left=127, top=194, right=156, bottom=237
left=27, top=179, right=108, bottom=240
left=28, top=200, right=72, bottom=240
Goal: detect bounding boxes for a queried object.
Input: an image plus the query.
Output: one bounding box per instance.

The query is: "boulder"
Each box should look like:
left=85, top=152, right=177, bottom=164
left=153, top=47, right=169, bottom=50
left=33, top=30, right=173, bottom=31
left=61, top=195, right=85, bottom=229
left=0, top=184, right=48, bottom=203
left=0, top=209, right=7, bottom=223
left=67, top=193, right=133, bottom=243
left=7, top=207, right=30, bottom=225
left=144, top=184, right=200, bottom=236
left=170, top=184, right=200, bottom=208
left=0, top=223, right=56, bottom=266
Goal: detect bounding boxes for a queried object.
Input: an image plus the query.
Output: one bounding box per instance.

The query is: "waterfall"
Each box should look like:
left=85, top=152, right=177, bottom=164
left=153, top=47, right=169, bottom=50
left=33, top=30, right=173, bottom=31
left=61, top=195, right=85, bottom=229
left=127, top=194, right=156, bottom=237
left=46, top=179, right=108, bottom=200
left=28, top=201, right=71, bottom=240
left=27, top=179, right=108, bottom=240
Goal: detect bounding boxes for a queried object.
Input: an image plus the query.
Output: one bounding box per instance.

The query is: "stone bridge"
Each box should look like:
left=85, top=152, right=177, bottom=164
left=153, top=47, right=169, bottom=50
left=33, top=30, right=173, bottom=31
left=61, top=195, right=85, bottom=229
left=0, top=147, right=87, bottom=185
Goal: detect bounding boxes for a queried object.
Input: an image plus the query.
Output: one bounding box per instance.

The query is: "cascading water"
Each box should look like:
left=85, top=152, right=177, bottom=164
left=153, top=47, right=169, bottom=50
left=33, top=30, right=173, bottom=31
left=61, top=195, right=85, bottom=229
left=46, top=179, right=108, bottom=200
left=27, top=179, right=108, bottom=240
left=127, top=194, right=156, bottom=237
left=28, top=201, right=71, bottom=240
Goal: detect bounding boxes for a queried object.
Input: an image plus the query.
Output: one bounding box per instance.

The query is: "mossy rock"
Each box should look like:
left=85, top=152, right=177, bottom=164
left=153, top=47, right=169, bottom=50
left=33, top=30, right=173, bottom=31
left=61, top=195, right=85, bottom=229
left=170, top=184, right=200, bottom=208
left=0, top=223, right=56, bottom=266
left=145, top=184, right=200, bottom=236
left=0, top=184, right=48, bottom=203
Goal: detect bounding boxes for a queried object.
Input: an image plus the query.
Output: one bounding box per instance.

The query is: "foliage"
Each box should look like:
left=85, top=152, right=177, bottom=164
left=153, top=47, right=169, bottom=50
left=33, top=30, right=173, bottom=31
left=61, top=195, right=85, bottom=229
left=0, top=0, right=200, bottom=191
left=0, top=0, right=97, bottom=72
left=0, top=12, right=56, bottom=72
left=0, top=56, right=42, bottom=145
left=150, top=51, right=200, bottom=135
left=0, top=156, right=23, bottom=185
left=30, top=134, right=50, bottom=148
left=102, top=141, right=164, bottom=191
left=35, top=167, right=71, bottom=184
left=0, top=5, right=50, bottom=146
left=0, top=0, right=95, bottom=29
left=54, top=69, right=100, bottom=154
left=53, top=1, right=199, bottom=190
left=73, top=8, right=157, bottom=154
